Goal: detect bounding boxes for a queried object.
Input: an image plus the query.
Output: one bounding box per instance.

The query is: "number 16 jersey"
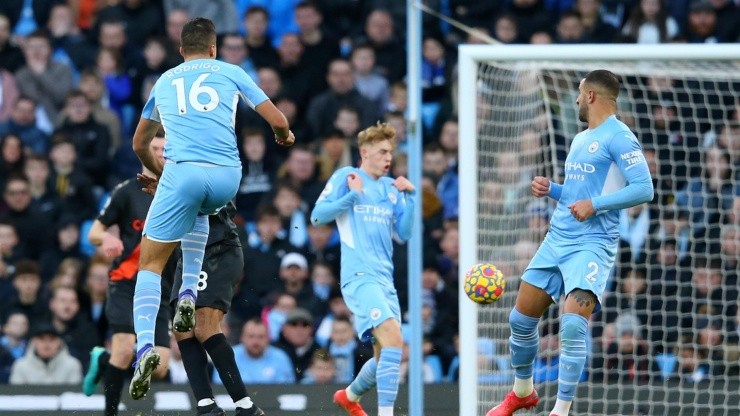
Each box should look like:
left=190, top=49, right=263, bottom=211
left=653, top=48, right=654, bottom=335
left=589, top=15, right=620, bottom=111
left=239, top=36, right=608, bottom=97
left=141, top=59, right=269, bottom=167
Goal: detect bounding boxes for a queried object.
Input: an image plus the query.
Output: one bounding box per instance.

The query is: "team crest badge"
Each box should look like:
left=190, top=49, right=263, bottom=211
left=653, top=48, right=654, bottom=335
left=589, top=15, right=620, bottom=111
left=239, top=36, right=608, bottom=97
left=388, top=193, right=397, bottom=204
left=370, top=308, right=381, bottom=320
left=588, top=141, right=599, bottom=153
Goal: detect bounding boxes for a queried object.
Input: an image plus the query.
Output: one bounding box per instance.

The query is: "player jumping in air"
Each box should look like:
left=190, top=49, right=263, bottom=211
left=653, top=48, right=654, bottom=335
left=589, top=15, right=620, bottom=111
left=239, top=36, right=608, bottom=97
left=486, top=70, right=653, bottom=416
left=311, top=122, right=416, bottom=416
left=129, top=17, right=293, bottom=401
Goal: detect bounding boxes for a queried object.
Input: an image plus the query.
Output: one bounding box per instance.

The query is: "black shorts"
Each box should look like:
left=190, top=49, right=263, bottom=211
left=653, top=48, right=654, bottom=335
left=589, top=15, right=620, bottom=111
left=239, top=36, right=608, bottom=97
left=105, top=278, right=171, bottom=347
left=170, top=242, right=244, bottom=313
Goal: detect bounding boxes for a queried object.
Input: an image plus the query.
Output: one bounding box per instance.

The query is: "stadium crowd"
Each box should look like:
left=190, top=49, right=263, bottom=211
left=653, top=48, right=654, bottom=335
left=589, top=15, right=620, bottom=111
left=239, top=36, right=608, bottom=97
left=0, top=0, right=738, bottom=388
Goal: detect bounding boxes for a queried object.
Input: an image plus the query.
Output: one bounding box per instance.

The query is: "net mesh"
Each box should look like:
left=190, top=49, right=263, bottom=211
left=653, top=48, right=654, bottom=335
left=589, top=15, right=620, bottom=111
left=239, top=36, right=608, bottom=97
left=472, top=60, right=739, bottom=415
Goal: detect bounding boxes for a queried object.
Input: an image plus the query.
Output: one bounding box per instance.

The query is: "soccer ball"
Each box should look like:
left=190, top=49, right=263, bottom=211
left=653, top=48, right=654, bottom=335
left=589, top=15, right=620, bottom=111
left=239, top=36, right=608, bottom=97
left=464, top=263, right=505, bottom=304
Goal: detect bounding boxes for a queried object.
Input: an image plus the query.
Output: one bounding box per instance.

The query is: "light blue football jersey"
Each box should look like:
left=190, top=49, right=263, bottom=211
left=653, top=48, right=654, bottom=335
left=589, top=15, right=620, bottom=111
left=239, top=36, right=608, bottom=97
left=311, top=166, right=416, bottom=285
left=141, top=59, right=269, bottom=167
left=548, top=115, right=653, bottom=243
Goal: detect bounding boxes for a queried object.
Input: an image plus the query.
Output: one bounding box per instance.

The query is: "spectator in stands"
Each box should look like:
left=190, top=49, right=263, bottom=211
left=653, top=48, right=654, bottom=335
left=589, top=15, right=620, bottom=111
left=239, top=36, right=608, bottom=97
left=681, top=257, right=737, bottom=335
left=236, top=128, right=275, bottom=222
left=0, top=221, right=23, bottom=298
left=23, top=154, right=61, bottom=223
left=95, top=47, right=133, bottom=132
left=351, top=43, right=389, bottom=115
left=619, top=203, right=651, bottom=264
left=46, top=3, right=95, bottom=77
left=676, top=146, right=735, bottom=254
left=273, top=307, right=321, bottom=382
left=437, top=224, right=459, bottom=285
left=54, top=90, right=111, bottom=186
left=316, top=130, right=357, bottom=181
left=46, top=138, right=96, bottom=223
left=621, top=0, right=680, bottom=43
left=1, top=310, right=28, bottom=360
left=706, top=0, right=740, bottom=42
left=9, top=323, right=82, bottom=385
left=0, top=97, right=49, bottom=155
left=219, top=33, right=258, bottom=81
left=242, top=6, right=279, bottom=70
left=221, top=318, right=295, bottom=384
left=421, top=35, right=449, bottom=110
left=720, top=225, right=739, bottom=276
left=131, top=36, right=170, bottom=109
left=263, top=291, right=297, bottom=342
left=505, top=0, right=554, bottom=43
left=163, top=8, right=187, bottom=67
left=237, top=205, right=299, bottom=322
left=0, top=176, right=53, bottom=259
left=300, top=348, right=337, bottom=384
left=492, top=14, right=520, bottom=44
left=0, top=69, right=19, bottom=122
left=273, top=183, right=309, bottom=248
left=279, top=252, right=324, bottom=318
left=696, top=318, right=736, bottom=376
left=1, top=260, right=46, bottom=328
left=295, top=1, right=339, bottom=81
left=575, top=0, right=619, bottom=43
left=81, top=255, right=109, bottom=342
left=305, top=222, right=340, bottom=277
left=669, top=343, right=710, bottom=382
left=603, top=313, right=651, bottom=382
left=305, top=59, right=380, bottom=140
left=16, top=30, right=72, bottom=123
left=278, top=144, right=325, bottom=204
left=0, top=14, right=25, bottom=73
left=327, top=315, right=373, bottom=383
left=276, top=33, right=318, bottom=112
left=257, top=67, right=283, bottom=100
left=0, top=134, right=24, bottom=191
left=95, top=0, right=164, bottom=48
left=555, top=11, right=585, bottom=43
left=164, top=0, right=237, bottom=35
left=685, top=0, right=724, bottom=42
left=47, top=285, right=100, bottom=370
left=309, top=261, right=336, bottom=303
left=96, top=20, right=144, bottom=84
left=38, top=216, right=85, bottom=283
left=77, top=69, right=121, bottom=152
left=333, top=105, right=361, bottom=142
left=356, top=9, right=405, bottom=82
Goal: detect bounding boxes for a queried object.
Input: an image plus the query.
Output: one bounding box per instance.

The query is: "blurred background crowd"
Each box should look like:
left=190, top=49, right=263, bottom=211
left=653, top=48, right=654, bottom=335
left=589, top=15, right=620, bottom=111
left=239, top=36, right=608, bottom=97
left=0, top=0, right=738, bottom=387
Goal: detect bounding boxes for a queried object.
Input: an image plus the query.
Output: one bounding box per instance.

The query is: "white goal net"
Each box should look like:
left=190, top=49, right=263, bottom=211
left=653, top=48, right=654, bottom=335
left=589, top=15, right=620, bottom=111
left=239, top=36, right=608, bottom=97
left=458, top=45, right=740, bottom=416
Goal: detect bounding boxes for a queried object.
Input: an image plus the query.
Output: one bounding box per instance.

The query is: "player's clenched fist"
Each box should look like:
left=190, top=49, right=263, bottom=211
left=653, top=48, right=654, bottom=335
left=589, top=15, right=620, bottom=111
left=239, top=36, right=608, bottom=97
left=347, top=173, right=363, bottom=191
left=392, top=176, right=415, bottom=193
left=275, top=130, right=296, bottom=147
left=531, top=176, right=550, bottom=197
left=569, top=199, right=595, bottom=222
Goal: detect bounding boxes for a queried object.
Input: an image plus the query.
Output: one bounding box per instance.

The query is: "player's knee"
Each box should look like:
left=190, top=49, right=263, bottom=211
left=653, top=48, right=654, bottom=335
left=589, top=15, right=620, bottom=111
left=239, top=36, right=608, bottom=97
left=560, top=313, right=588, bottom=342
left=509, top=308, right=539, bottom=335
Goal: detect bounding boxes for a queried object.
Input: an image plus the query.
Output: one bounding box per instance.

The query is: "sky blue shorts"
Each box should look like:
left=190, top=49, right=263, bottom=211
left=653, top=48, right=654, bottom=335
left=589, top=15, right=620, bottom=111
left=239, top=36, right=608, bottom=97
left=521, top=234, right=617, bottom=312
left=144, top=162, right=240, bottom=242
left=341, top=277, right=401, bottom=342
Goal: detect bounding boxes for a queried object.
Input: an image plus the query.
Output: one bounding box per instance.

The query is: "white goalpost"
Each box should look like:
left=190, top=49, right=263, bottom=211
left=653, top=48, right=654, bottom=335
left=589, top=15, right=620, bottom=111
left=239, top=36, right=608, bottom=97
left=458, top=44, right=740, bottom=416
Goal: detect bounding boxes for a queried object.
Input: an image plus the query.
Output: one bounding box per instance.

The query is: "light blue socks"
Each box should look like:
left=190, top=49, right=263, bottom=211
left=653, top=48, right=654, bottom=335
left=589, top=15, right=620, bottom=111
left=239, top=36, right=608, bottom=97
left=509, top=308, right=540, bottom=380
left=180, top=215, right=209, bottom=298
left=133, top=270, right=161, bottom=352
left=557, top=313, right=589, bottom=401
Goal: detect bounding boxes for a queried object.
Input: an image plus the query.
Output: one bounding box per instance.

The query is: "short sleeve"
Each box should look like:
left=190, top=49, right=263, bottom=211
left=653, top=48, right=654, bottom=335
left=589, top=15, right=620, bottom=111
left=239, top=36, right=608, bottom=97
left=233, top=65, right=269, bottom=109
left=141, top=84, right=160, bottom=122
left=97, top=184, right=126, bottom=227
left=316, top=167, right=352, bottom=204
